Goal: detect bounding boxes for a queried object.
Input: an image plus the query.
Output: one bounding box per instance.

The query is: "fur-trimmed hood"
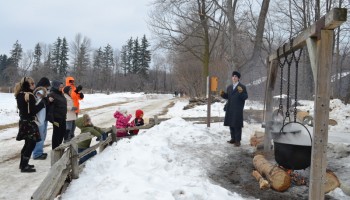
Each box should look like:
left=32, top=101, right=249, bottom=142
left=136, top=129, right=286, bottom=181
left=33, top=86, right=48, bottom=97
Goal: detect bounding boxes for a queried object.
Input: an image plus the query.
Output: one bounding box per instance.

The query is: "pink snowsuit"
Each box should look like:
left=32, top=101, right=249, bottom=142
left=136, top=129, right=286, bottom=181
left=113, top=111, right=132, bottom=137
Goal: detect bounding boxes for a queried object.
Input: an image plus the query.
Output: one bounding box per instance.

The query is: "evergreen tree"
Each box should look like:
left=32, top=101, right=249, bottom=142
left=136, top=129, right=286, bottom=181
left=0, top=55, right=8, bottom=85
left=93, top=47, right=104, bottom=90
left=52, top=37, right=62, bottom=74
left=126, top=37, right=133, bottom=73
left=103, top=44, right=114, bottom=69
left=0, top=55, right=8, bottom=74
left=139, top=35, right=151, bottom=76
left=101, top=44, right=114, bottom=90
left=44, top=51, right=53, bottom=71
left=9, top=40, right=23, bottom=68
left=33, top=43, right=42, bottom=71
left=131, top=37, right=140, bottom=74
left=59, top=37, right=69, bottom=77
left=75, top=44, right=90, bottom=81
left=120, top=45, right=128, bottom=76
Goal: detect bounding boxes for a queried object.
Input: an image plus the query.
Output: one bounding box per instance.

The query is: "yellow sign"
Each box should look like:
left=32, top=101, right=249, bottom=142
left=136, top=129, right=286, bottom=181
left=210, top=76, right=218, bottom=92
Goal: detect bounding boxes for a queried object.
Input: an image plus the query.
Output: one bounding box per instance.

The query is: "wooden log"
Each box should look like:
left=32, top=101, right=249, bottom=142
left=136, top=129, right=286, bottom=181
left=253, top=154, right=291, bottom=192
left=328, top=119, right=337, bottom=126
left=250, top=131, right=264, bottom=147
left=296, top=111, right=309, bottom=122
left=325, top=170, right=340, bottom=193
left=252, top=170, right=270, bottom=190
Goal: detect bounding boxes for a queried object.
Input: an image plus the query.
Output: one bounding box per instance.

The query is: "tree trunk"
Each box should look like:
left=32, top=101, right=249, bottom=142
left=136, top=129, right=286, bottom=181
left=253, top=154, right=291, bottom=192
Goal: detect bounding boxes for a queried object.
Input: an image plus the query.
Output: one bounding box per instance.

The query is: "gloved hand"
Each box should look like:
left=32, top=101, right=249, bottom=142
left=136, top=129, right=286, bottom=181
left=96, top=132, right=108, bottom=141
left=220, top=90, right=225, bottom=97
left=75, top=85, right=83, bottom=93
left=71, top=106, right=78, bottom=111
left=237, top=86, right=243, bottom=93
left=79, top=92, right=84, bottom=99
left=53, top=121, right=59, bottom=127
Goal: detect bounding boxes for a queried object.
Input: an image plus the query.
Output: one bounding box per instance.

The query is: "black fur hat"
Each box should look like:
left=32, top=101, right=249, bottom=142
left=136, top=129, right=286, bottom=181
left=63, top=86, right=71, bottom=94
left=36, top=77, right=51, bottom=87
left=232, top=71, right=241, bottom=78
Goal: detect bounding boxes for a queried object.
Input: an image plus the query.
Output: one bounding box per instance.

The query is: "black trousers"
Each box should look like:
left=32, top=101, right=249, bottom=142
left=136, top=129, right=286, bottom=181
left=229, top=126, right=242, bottom=142
left=20, top=138, right=36, bottom=168
left=52, top=118, right=66, bottom=149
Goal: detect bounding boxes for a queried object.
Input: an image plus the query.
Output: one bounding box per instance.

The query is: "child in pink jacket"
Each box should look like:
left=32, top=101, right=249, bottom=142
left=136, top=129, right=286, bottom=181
left=113, top=108, right=132, bottom=137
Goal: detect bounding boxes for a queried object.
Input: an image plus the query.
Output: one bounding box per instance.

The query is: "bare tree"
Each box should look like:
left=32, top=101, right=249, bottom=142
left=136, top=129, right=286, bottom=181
left=148, top=0, right=223, bottom=96
left=70, top=33, right=91, bottom=82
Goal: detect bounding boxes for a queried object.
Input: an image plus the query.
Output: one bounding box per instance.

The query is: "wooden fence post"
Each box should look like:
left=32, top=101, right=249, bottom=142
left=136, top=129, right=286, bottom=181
left=51, top=149, right=63, bottom=166
left=70, top=142, right=79, bottom=179
left=111, top=125, right=117, bottom=143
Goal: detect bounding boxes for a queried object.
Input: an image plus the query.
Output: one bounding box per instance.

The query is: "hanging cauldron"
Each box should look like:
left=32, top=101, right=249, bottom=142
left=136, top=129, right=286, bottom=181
left=273, top=122, right=312, bottom=170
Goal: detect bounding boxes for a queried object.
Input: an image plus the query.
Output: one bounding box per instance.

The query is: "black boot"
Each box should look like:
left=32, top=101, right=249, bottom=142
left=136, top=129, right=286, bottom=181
left=19, top=155, right=35, bottom=169
left=20, top=156, right=36, bottom=173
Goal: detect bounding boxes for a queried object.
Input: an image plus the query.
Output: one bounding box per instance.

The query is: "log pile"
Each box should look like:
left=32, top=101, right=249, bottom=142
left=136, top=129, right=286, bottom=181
left=252, top=155, right=341, bottom=193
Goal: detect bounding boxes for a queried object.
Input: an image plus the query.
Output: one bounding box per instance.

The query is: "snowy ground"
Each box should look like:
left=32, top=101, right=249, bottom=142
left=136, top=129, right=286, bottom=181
left=0, top=92, right=349, bottom=200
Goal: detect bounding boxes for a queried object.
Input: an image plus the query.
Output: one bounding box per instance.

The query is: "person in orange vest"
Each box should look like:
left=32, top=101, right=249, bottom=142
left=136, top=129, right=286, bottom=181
left=65, top=76, right=84, bottom=139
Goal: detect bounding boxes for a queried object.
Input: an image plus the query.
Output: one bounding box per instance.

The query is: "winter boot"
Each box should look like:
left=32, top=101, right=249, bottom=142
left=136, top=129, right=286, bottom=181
left=20, top=156, right=36, bottom=173
left=19, top=155, right=35, bottom=169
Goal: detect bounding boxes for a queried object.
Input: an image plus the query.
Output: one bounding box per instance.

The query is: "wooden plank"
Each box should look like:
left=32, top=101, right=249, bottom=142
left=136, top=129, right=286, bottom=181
left=55, top=133, right=93, bottom=150
left=269, top=8, right=347, bottom=61
left=32, top=151, right=70, bottom=200
left=309, top=30, right=334, bottom=200
left=51, top=149, right=63, bottom=166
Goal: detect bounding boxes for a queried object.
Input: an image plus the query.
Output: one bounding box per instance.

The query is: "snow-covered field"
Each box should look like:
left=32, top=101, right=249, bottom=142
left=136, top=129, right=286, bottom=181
left=0, top=92, right=349, bottom=200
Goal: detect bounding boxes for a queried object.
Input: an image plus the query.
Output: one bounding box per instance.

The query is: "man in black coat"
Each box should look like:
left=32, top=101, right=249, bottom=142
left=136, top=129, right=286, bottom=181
left=220, top=71, right=248, bottom=147
left=47, top=80, right=67, bottom=149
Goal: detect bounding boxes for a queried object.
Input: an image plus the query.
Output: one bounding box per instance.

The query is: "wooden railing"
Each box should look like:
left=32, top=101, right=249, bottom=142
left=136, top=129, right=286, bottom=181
left=31, top=120, right=157, bottom=200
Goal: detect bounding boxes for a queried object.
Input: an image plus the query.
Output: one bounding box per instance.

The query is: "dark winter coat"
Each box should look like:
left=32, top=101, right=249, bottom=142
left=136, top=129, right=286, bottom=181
left=47, top=81, right=67, bottom=121
left=222, top=82, right=248, bottom=127
left=16, top=83, right=45, bottom=141
left=130, top=109, right=144, bottom=135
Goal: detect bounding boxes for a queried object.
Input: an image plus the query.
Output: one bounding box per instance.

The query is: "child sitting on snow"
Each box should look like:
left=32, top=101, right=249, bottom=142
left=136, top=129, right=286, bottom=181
left=76, top=114, right=107, bottom=164
left=113, top=107, right=133, bottom=137
left=129, top=109, right=144, bottom=136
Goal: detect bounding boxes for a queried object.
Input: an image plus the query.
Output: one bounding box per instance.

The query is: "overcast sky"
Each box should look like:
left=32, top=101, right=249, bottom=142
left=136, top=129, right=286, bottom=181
left=0, top=0, right=152, bottom=55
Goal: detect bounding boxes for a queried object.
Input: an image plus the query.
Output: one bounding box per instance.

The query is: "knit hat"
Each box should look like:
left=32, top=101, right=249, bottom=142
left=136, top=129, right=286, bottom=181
left=232, top=71, right=241, bottom=78
left=135, top=109, right=144, bottom=118
left=119, top=107, right=127, bottom=115
left=63, top=86, right=71, bottom=94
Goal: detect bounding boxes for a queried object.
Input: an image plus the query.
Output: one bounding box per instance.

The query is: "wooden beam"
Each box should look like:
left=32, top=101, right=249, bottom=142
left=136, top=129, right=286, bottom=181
left=309, top=30, right=334, bottom=200
left=269, top=8, right=347, bottom=61
left=306, top=37, right=318, bottom=84
left=264, top=60, right=279, bottom=152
